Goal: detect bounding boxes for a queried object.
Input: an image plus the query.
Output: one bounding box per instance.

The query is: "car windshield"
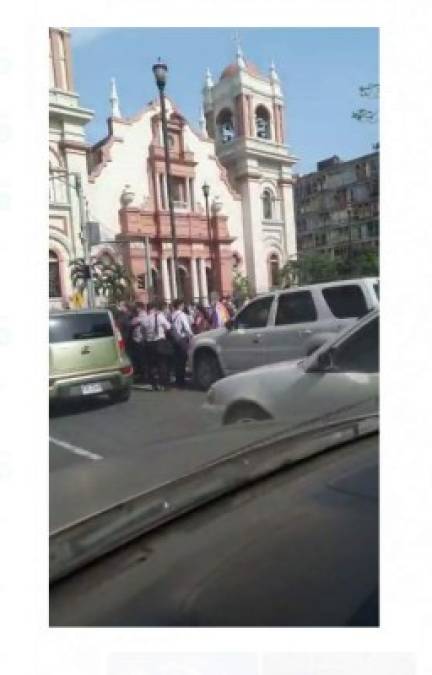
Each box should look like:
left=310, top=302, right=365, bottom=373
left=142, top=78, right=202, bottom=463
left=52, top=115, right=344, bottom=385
left=48, top=28, right=379, bottom=629
left=49, top=313, right=113, bottom=342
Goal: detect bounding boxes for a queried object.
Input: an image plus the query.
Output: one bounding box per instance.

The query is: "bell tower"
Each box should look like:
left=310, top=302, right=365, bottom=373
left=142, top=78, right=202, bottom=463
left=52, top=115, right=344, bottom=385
left=202, top=46, right=297, bottom=293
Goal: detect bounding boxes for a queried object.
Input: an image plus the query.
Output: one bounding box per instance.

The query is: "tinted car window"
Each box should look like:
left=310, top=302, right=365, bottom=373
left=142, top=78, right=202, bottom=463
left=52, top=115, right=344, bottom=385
left=322, top=285, right=368, bottom=318
left=275, top=291, right=317, bottom=325
left=333, top=316, right=379, bottom=373
left=236, top=296, right=273, bottom=329
left=49, top=313, right=113, bottom=343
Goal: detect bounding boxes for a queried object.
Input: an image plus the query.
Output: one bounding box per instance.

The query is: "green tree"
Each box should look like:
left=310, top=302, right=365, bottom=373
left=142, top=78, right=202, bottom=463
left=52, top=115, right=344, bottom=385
left=280, top=254, right=340, bottom=286
left=279, top=248, right=379, bottom=287
left=352, top=83, right=379, bottom=124
left=70, top=258, right=134, bottom=304
left=232, top=271, right=251, bottom=305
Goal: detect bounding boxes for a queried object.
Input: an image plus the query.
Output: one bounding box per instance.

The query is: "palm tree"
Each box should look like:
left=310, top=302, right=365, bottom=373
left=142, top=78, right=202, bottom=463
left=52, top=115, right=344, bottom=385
left=69, top=258, right=134, bottom=304
left=69, top=257, right=88, bottom=292
left=92, top=260, right=134, bottom=303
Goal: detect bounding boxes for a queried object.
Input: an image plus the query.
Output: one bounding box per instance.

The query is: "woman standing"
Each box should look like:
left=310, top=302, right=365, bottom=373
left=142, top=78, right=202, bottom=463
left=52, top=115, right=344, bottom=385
left=192, top=304, right=211, bottom=334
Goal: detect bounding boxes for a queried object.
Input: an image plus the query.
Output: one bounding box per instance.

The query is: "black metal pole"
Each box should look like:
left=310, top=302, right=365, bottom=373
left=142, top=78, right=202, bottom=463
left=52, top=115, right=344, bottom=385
left=204, top=192, right=213, bottom=296
left=157, top=85, right=181, bottom=299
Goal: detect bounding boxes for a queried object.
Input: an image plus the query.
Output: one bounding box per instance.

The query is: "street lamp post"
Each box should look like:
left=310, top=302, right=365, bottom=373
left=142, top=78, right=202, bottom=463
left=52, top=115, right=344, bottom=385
left=75, top=173, right=96, bottom=308
left=202, top=181, right=213, bottom=297
left=152, top=58, right=181, bottom=299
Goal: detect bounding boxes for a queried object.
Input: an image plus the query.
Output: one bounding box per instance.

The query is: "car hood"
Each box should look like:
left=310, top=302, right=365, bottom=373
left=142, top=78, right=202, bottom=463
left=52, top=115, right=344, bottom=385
left=213, top=358, right=303, bottom=393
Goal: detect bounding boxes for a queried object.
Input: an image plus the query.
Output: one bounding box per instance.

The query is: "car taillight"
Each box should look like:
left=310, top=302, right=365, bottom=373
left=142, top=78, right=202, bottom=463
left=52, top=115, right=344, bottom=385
left=114, top=322, right=125, bottom=352
left=121, top=365, right=133, bottom=375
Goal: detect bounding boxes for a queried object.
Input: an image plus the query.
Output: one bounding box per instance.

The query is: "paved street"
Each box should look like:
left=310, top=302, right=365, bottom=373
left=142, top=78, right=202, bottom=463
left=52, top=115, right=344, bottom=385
left=49, top=386, right=280, bottom=532
left=50, top=386, right=214, bottom=471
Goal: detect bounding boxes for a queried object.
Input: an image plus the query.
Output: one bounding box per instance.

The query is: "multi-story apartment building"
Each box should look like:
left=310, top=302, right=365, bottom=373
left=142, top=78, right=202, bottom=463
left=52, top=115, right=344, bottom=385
left=294, top=151, right=379, bottom=259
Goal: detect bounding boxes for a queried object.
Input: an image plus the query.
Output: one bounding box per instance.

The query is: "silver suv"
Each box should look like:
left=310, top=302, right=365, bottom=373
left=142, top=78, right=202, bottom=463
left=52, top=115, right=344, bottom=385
left=190, top=277, right=379, bottom=390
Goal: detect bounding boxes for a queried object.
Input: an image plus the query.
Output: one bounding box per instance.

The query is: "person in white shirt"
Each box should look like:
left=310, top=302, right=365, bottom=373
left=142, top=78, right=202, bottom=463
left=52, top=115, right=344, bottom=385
left=170, top=299, right=193, bottom=387
left=142, top=302, right=172, bottom=390
left=129, top=302, right=148, bottom=382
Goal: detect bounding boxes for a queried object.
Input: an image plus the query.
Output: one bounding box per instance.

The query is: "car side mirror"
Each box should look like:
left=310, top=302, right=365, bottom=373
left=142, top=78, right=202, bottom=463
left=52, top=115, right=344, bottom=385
left=309, top=348, right=336, bottom=373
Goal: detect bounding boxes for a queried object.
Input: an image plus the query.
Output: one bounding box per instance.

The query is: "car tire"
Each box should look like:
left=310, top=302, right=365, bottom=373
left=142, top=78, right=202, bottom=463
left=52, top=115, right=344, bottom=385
left=109, top=387, right=131, bottom=404
left=194, top=351, right=222, bottom=391
left=223, top=402, right=271, bottom=425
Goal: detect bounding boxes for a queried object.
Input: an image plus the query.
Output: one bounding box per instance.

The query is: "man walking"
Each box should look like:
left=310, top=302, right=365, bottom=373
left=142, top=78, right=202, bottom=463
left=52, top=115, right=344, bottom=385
left=170, top=299, right=194, bottom=388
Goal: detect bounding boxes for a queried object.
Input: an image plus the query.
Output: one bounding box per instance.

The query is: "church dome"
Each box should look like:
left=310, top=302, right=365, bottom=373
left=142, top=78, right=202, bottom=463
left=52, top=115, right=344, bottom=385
left=220, top=60, right=262, bottom=80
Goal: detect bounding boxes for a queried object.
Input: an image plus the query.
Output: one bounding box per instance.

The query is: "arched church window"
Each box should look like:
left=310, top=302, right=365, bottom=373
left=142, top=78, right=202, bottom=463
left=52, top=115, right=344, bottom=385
left=255, top=105, right=271, bottom=139
left=269, top=253, right=280, bottom=288
left=49, top=250, right=61, bottom=298
left=216, top=108, right=234, bottom=144
left=262, top=189, right=273, bottom=220
left=100, top=252, right=114, bottom=267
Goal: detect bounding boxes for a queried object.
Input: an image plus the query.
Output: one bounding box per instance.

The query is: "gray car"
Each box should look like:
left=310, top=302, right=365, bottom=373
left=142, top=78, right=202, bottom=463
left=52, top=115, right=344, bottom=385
left=189, top=277, right=379, bottom=390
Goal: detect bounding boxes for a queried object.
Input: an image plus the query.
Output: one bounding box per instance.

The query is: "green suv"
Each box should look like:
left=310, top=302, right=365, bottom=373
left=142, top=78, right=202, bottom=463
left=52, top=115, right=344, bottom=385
left=49, top=309, right=133, bottom=404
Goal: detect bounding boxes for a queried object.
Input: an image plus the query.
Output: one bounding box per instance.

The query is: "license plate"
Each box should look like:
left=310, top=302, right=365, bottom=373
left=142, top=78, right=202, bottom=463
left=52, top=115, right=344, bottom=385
left=81, top=382, right=103, bottom=395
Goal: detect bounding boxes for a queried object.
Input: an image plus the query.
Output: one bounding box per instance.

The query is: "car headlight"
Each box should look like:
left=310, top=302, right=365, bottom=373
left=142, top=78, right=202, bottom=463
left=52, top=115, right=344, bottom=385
left=207, top=387, right=216, bottom=405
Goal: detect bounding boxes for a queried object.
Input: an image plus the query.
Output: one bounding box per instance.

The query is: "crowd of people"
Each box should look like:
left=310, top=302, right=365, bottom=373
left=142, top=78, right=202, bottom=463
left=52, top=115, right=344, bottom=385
left=113, top=296, right=238, bottom=391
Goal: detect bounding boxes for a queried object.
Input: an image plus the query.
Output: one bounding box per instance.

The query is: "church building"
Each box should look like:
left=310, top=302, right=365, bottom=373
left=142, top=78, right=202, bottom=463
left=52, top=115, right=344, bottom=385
left=49, top=30, right=298, bottom=306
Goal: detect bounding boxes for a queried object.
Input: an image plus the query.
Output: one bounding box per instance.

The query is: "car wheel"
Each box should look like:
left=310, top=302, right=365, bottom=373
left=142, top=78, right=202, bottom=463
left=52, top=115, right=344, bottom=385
left=109, top=387, right=131, bottom=403
left=224, top=402, right=271, bottom=425
left=194, top=351, right=222, bottom=391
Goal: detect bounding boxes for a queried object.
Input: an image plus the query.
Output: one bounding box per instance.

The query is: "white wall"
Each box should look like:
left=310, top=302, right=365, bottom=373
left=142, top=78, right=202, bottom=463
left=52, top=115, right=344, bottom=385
left=87, top=113, right=154, bottom=239
left=87, top=105, right=246, bottom=274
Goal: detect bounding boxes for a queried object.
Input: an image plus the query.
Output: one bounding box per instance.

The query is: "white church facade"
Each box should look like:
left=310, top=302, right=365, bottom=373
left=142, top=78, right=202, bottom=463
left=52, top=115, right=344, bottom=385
left=49, top=27, right=94, bottom=307
left=49, top=32, right=298, bottom=307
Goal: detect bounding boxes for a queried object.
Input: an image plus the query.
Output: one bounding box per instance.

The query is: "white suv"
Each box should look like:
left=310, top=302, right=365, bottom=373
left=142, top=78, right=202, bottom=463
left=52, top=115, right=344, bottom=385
left=189, top=277, right=379, bottom=390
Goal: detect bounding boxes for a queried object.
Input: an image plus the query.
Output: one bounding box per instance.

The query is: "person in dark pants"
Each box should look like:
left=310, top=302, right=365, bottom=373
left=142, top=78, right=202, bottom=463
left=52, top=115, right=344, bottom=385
left=128, top=303, right=148, bottom=382
left=142, top=302, right=172, bottom=391
left=170, top=298, right=194, bottom=387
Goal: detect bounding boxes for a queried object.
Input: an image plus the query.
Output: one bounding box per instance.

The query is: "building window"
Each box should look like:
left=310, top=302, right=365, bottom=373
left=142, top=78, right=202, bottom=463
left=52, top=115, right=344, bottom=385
left=216, top=108, right=234, bottom=143
left=171, top=176, right=187, bottom=207
left=255, top=105, right=271, bottom=139
left=268, top=253, right=280, bottom=288
left=49, top=250, right=62, bottom=298
left=99, top=252, right=114, bottom=266
left=262, top=189, right=273, bottom=220
left=367, top=222, right=379, bottom=238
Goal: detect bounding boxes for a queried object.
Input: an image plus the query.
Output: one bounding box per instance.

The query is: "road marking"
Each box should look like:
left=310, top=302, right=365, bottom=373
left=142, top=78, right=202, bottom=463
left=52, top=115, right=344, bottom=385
left=49, top=436, right=103, bottom=461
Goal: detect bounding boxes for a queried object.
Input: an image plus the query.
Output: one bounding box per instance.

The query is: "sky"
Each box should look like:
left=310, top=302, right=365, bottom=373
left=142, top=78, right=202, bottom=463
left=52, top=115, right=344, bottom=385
left=70, top=27, right=379, bottom=175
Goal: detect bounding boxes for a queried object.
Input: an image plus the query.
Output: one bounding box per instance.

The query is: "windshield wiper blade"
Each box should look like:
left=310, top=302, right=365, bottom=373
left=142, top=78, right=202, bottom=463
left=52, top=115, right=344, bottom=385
left=49, top=413, right=378, bottom=584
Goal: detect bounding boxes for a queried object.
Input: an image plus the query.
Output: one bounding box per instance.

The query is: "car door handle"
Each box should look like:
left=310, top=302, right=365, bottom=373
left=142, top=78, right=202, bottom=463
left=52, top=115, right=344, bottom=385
left=300, top=329, right=312, bottom=335
left=252, top=335, right=262, bottom=343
